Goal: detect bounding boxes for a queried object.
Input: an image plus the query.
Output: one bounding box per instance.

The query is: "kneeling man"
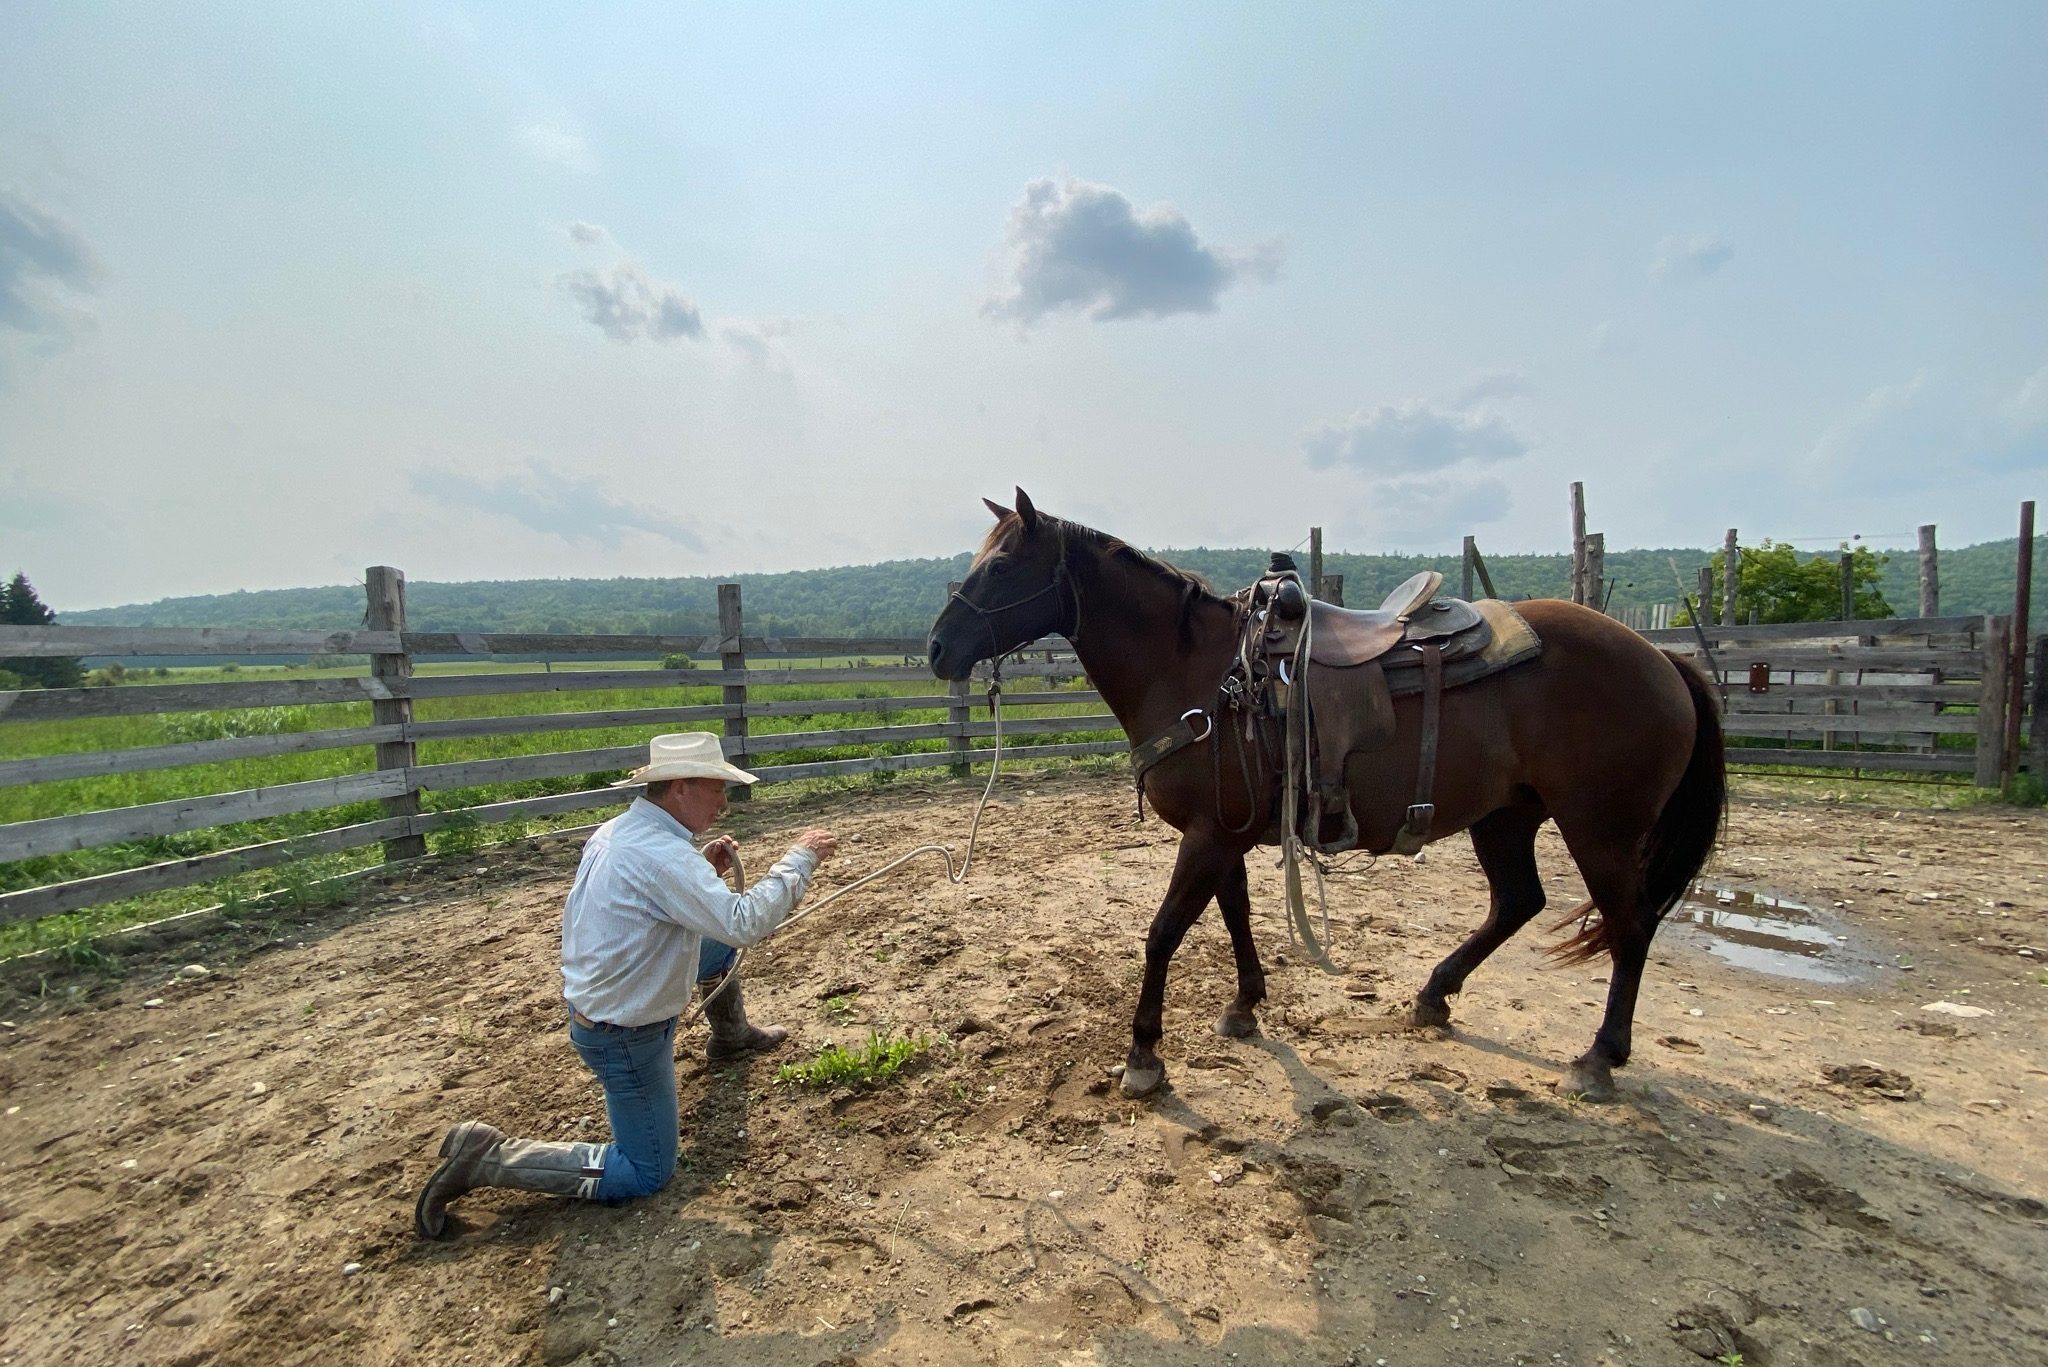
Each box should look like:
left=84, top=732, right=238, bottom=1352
left=416, top=732, right=836, bottom=1237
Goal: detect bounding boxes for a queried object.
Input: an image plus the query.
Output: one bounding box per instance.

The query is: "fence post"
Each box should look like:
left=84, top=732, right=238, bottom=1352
left=364, top=566, right=427, bottom=861
left=1569, top=482, right=1587, bottom=603
left=946, top=582, right=970, bottom=775
left=1308, top=527, right=1323, bottom=600
left=1722, top=529, right=1740, bottom=625
left=1461, top=536, right=1476, bottom=600
left=2006, top=500, right=2035, bottom=782
left=1321, top=574, right=1344, bottom=607
left=1585, top=533, right=1605, bottom=614
left=718, top=583, right=749, bottom=800
left=1918, top=524, right=1939, bottom=616
left=2031, top=634, right=2047, bottom=780
left=1974, top=615, right=2012, bottom=788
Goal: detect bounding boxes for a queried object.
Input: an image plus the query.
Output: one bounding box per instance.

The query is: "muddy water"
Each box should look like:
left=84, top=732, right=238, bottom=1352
left=1670, top=882, right=1878, bottom=984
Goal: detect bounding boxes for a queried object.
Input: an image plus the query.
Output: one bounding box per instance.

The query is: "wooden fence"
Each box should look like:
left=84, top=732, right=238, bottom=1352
left=1642, top=614, right=2039, bottom=784
left=0, top=573, right=1122, bottom=930
left=1, top=577, right=2040, bottom=934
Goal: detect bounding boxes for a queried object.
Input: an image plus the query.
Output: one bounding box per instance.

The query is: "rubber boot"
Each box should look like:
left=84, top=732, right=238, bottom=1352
left=414, top=1120, right=608, bottom=1239
left=702, top=969, right=789, bottom=1062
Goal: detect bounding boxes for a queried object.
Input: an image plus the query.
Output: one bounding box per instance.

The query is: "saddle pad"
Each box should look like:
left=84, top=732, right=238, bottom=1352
left=1385, top=599, right=1541, bottom=695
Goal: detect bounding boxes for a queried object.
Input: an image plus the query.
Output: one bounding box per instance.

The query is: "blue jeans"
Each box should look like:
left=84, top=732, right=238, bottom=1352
left=566, top=939, right=738, bottom=1202
left=569, top=1014, right=679, bottom=1201
left=697, top=937, right=738, bottom=982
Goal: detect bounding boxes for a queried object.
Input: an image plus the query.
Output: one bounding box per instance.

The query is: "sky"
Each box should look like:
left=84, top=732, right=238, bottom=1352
left=2, top=2, right=2044, bottom=610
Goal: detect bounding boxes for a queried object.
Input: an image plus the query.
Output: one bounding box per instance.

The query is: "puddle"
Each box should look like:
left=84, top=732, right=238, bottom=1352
left=1671, top=883, right=1875, bottom=984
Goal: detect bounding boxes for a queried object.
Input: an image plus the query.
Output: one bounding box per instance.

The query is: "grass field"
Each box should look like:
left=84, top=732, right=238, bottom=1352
left=0, top=658, right=1114, bottom=956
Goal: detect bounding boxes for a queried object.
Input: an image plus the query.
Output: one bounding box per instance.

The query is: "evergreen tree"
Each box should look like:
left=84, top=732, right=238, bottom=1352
left=0, top=571, right=84, bottom=688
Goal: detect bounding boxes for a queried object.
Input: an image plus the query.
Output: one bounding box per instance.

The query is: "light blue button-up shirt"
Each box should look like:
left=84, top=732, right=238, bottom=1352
left=560, top=797, right=819, bottom=1028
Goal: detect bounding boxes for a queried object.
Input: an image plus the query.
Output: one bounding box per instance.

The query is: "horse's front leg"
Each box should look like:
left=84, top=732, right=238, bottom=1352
left=1213, top=854, right=1264, bottom=1039
left=1123, top=834, right=1230, bottom=1099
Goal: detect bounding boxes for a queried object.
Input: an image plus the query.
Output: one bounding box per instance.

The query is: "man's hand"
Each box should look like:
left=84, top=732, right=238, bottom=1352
left=702, top=835, right=740, bottom=878
left=795, top=829, right=837, bottom=864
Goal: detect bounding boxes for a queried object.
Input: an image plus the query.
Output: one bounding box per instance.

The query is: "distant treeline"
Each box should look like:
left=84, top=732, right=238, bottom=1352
left=61, top=536, right=2044, bottom=639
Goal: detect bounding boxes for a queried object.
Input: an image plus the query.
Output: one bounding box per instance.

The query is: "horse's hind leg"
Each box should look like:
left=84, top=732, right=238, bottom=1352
left=1554, top=834, right=1657, bottom=1101
left=1123, top=836, right=1230, bottom=1099
left=1214, top=855, right=1264, bottom=1039
left=1411, top=801, right=1548, bottom=1028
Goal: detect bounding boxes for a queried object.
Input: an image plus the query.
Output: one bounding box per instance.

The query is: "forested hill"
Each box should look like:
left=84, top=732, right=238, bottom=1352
left=59, top=536, right=2043, bottom=638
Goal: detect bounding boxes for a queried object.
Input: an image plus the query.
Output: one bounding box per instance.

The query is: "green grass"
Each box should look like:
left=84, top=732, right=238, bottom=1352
left=775, top=1031, right=931, bottom=1089
left=0, top=659, right=1112, bottom=956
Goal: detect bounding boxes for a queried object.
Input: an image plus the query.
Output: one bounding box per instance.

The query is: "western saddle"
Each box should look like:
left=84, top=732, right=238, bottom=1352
left=1131, top=556, right=1535, bottom=856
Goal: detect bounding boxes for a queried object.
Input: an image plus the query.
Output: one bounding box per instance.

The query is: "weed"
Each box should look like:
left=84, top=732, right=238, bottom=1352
left=51, top=936, right=116, bottom=972
left=432, top=812, right=486, bottom=858
left=822, top=993, right=858, bottom=1021
left=2000, top=775, right=2047, bottom=808
left=776, top=1031, right=930, bottom=1089
left=277, top=865, right=346, bottom=912
left=1719, top=1353, right=1745, bottom=1367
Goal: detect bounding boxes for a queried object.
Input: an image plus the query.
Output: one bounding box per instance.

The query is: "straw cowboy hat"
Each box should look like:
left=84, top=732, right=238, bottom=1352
left=611, top=732, right=759, bottom=787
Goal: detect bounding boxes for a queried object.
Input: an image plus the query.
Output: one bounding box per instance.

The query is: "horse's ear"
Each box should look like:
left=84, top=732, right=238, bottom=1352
left=1014, top=487, right=1039, bottom=532
left=982, top=497, right=1012, bottom=522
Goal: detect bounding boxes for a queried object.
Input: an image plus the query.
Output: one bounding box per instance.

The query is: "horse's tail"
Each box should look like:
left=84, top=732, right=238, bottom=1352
left=1550, top=651, right=1727, bottom=963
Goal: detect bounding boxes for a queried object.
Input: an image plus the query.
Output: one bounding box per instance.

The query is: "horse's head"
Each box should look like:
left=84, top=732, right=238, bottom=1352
left=927, top=487, right=1075, bottom=681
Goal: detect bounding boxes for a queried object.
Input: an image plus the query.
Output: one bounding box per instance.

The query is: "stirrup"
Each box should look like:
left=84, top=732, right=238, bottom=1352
left=1392, top=802, right=1434, bottom=857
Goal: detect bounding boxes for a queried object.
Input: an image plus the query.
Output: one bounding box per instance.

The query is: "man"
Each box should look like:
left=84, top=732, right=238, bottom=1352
left=415, top=732, right=836, bottom=1238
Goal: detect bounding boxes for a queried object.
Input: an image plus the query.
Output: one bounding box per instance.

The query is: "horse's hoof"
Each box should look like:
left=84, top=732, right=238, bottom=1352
left=1214, top=1009, right=1259, bottom=1039
left=1408, top=997, right=1452, bottom=1029
left=1120, top=1063, right=1166, bottom=1098
left=1561, top=1060, right=1618, bottom=1102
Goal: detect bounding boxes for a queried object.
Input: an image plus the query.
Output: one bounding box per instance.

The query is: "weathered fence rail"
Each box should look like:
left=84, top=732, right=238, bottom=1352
left=0, top=572, right=1124, bottom=931
left=1, top=580, right=2038, bottom=936
left=1641, top=613, right=2033, bottom=782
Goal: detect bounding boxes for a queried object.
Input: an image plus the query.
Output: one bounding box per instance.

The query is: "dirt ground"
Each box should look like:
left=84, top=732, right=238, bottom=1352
left=3, top=769, right=2046, bottom=1367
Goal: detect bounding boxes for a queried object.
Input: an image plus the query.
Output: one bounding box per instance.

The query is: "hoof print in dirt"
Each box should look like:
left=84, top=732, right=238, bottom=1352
left=1820, top=1062, right=1920, bottom=1102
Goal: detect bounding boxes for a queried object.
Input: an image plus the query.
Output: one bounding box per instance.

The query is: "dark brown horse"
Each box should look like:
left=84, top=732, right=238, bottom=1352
left=927, top=489, right=1726, bottom=1101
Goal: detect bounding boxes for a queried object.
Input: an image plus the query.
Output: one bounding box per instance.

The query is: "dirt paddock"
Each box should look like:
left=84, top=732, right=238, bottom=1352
left=3, top=770, right=2046, bottom=1366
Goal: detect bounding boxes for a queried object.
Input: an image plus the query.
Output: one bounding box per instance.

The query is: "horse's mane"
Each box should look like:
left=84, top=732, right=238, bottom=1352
left=980, top=512, right=1223, bottom=642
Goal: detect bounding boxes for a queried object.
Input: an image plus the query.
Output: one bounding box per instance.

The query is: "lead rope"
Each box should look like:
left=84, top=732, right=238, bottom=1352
left=684, top=663, right=1013, bottom=1025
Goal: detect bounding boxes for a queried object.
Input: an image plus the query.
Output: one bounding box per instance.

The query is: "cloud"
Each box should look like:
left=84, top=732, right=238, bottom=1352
left=982, top=177, right=1281, bottom=327
left=410, top=463, right=706, bottom=551
left=1305, top=399, right=1532, bottom=475
left=719, top=318, right=795, bottom=372
left=1651, top=233, right=1734, bottom=282
left=520, top=122, right=594, bottom=173
left=1804, top=363, right=2048, bottom=489
left=566, top=221, right=608, bottom=246
left=558, top=261, right=704, bottom=343
left=0, top=190, right=101, bottom=342
left=1446, top=370, right=1529, bottom=407
left=1370, top=475, right=1514, bottom=542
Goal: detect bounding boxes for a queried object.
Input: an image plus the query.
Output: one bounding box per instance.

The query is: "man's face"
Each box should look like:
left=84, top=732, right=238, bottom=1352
left=670, top=777, right=730, bottom=833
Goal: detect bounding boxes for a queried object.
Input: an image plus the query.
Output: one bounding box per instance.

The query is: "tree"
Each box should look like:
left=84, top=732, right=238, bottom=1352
left=1678, top=541, right=1894, bottom=625
left=0, top=571, right=85, bottom=688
